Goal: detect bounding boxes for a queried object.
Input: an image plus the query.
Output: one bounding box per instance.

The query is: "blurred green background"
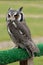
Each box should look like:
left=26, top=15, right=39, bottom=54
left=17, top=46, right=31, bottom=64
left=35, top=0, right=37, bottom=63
left=0, top=0, right=43, bottom=65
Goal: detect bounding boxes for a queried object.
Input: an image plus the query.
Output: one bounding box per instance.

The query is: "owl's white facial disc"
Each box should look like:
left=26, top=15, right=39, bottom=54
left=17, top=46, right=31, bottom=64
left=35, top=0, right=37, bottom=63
left=17, top=14, right=21, bottom=21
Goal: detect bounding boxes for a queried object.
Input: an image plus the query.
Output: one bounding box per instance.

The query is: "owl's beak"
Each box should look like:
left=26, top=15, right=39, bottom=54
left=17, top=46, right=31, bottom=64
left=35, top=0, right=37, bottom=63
left=10, top=16, right=15, bottom=21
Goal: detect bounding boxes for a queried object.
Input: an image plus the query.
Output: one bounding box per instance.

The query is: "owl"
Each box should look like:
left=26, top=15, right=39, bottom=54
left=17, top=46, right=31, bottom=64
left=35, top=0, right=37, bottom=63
left=6, top=7, right=39, bottom=57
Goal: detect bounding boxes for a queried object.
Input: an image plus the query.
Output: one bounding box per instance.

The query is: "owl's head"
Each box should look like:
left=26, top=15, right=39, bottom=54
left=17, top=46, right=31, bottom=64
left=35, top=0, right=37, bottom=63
left=6, top=7, right=24, bottom=23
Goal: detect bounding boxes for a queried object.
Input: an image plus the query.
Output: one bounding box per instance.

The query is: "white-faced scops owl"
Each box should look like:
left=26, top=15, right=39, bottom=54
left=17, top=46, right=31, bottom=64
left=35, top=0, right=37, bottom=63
left=6, top=7, right=39, bottom=57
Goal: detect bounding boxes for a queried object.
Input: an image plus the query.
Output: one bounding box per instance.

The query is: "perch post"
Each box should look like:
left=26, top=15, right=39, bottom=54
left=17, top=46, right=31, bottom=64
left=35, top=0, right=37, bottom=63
left=20, top=60, right=27, bottom=65
left=20, top=57, right=34, bottom=65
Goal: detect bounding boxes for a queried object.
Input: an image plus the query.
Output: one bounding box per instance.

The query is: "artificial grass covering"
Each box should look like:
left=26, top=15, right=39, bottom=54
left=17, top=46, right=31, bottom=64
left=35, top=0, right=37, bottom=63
left=0, top=43, right=43, bottom=65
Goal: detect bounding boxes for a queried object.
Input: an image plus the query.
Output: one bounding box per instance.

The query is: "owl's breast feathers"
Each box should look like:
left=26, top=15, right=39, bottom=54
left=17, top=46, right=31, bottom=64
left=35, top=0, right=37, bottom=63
left=7, top=21, right=28, bottom=43
left=8, top=21, right=31, bottom=41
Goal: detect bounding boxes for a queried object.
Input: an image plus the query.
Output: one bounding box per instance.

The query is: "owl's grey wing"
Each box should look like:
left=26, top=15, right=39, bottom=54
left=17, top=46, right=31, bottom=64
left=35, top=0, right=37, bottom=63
left=15, top=21, right=31, bottom=39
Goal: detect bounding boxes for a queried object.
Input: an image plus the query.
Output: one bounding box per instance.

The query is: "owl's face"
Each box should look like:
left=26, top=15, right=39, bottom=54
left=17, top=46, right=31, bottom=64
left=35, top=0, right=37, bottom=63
left=6, top=7, right=24, bottom=23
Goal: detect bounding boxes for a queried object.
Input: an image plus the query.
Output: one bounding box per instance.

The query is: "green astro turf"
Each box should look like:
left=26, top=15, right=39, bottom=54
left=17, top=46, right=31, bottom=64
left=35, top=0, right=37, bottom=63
left=0, top=48, right=30, bottom=65
left=0, top=43, right=43, bottom=65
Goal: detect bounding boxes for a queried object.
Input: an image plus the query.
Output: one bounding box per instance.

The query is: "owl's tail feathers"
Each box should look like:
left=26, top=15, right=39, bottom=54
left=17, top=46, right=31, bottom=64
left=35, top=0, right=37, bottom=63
left=24, top=40, right=40, bottom=57
left=24, top=46, right=33, bottom=57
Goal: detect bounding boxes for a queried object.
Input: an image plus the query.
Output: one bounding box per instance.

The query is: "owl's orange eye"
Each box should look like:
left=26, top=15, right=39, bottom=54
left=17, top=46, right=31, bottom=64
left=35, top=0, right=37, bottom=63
left=14, top=14, right=19, bottom=19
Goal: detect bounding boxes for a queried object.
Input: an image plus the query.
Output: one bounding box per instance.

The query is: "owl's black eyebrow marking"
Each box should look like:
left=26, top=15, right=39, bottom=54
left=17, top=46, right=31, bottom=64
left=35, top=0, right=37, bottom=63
left=20, top=13, right=23, bottom=22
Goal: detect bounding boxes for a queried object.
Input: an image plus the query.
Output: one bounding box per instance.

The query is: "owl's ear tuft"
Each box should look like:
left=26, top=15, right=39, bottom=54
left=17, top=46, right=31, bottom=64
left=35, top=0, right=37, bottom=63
left=8, top=8, right=12, bottom=11
left=19, top=7, right=23, bottom=12
left=8, top=8, right=11, bottom=11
